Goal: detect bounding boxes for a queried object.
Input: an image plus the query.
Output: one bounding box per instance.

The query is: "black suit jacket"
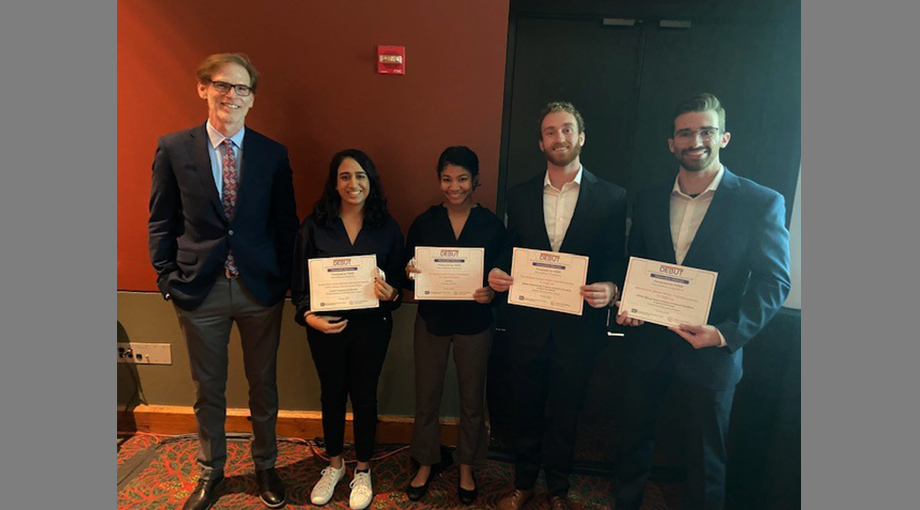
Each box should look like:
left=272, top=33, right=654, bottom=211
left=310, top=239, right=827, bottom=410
left=626, top=168, right=791, bottom=389
left=148, top=123, right=299, bottom=311
left=496, top=168, right=628, bottom=349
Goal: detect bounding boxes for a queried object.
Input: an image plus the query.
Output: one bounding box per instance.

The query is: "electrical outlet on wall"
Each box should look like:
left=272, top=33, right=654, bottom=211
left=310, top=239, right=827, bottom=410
left=117, top=342, right=172, bottom=365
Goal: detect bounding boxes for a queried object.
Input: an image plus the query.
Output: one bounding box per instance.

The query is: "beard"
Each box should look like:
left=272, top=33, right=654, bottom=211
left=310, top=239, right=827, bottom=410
left=544, top=142, right=582, bottom=167
left=675, top=147, right=715, bottom=172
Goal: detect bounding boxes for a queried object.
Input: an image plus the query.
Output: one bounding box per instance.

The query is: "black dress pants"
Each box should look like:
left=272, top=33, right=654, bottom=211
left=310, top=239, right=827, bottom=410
left=510, top=329, right=601, bottom=497
left=615, top=354, right=736, bottom=510
left=307, top=312, right=392, bottom=462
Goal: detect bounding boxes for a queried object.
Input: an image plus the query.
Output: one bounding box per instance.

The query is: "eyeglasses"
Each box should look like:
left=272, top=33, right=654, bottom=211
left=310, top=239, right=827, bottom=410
left=210, top=80, right=253, bottom=97
left=673, top=127, right=721, bottom=142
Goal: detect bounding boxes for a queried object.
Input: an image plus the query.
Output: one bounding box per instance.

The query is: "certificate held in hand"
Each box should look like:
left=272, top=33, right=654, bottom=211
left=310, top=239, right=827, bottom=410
left=414, top=246, right=484, bottom=301
left=619, top=256, right=718, bottom=328
left=508, top=247, right=589, bottom=316
left=308, top=254, right=379, bottom=312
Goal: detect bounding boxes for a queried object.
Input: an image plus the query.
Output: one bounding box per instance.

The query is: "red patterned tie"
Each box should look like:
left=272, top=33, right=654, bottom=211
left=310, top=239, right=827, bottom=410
left=221, top=139, right=239, bottom=276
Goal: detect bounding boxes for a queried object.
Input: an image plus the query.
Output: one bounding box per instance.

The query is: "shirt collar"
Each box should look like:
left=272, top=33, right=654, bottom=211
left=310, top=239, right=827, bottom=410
left=544, top=165, right=583, bottom=190
left=206, top=120, right=245, bottom=150
left=671, top=164, right=724, bottom=198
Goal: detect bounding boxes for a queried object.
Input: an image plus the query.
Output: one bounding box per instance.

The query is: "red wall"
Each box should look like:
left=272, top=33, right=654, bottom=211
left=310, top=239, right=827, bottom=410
left=118, top=0, right=510, bottom=291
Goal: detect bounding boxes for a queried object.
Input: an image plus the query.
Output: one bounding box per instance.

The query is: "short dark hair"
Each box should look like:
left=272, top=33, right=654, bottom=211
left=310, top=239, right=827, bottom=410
left=671, top=93, right=726, bottom=132
left=196, top=53, right=261, bottom=92
left=537, top=101, right=585, bottom=139
left=436, top=146, right=480, bottom=179
left=313, top=149, right=390, bottom=228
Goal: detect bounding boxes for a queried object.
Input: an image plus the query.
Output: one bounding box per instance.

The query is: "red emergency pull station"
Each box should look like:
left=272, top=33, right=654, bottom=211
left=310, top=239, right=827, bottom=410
left=377, top=45, right=406, bottom=75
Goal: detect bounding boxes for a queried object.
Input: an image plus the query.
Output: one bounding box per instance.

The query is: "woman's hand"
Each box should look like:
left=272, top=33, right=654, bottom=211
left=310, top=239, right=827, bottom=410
left=405, top=257, right=421, bottom=280
left=488, top=268, right=513, bottom=292
left=305, top=313, right=349, bottom=334
left=472, top=285, right=495, bottom=304
left=374, top=274, right=398, bottom=301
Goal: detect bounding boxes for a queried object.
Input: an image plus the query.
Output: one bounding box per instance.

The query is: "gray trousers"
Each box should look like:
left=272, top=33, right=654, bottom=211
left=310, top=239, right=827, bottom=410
left=173, top=276, right=283, bottom=480
left=410, top=314, right=492, bottom=465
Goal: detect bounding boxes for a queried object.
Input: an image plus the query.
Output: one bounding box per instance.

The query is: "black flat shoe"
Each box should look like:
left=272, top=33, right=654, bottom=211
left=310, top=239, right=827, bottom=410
left=458, top=472, right=477, bottom=505
left=405, top=463, right=446, bottom=501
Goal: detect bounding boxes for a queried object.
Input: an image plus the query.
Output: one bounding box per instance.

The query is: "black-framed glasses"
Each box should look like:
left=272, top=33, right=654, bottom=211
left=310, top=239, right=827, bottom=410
left=210, top=80, right=253, bottom=97
left=673, top=127, right=721, bottom=142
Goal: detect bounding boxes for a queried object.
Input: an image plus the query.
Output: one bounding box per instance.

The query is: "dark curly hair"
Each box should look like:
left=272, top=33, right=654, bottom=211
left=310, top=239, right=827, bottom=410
left=313, top=149, right=390, bottom=228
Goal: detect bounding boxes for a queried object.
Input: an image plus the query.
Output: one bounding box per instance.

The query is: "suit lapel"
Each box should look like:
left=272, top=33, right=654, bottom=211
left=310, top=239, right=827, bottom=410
left=681, top=168, right=740, bottom=266
left=558, top=168, right=596, bottom=253
left=189, top=124, right=227, bottom=223
left=525, top=175, right=552, bottom=251
left=651, top=183, right=677, bottom=264
left=237, top=128, right=260, bottom=214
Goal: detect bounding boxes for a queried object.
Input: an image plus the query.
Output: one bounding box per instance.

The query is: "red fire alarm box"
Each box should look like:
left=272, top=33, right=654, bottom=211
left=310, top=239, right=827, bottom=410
left=377, top=45, right=406, bottom=75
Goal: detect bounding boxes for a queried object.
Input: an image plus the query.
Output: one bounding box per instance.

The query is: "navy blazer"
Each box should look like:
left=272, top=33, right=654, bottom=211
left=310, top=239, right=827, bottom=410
left=496, top=168, right=628, bottom=349
left=626, top=168, right=791, bottom=389
left=148, top=123, right=299, bottom=311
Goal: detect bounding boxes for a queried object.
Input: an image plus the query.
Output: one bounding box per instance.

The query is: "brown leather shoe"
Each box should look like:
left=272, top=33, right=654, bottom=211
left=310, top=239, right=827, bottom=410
left=548, top=495, right=572, bottom=510
left=497, top=488, right=535, bottom=510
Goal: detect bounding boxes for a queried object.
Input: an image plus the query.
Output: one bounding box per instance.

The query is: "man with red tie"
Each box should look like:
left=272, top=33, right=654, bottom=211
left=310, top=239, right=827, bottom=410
left=148, top=53, right=298, bottom=510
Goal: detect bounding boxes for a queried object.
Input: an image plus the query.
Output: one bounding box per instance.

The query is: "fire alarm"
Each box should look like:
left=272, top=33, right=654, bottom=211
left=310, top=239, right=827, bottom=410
left=377, top=45, right=406, bottom=75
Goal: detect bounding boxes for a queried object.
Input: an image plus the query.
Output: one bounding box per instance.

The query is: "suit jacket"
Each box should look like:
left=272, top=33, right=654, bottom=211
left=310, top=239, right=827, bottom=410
left=148, top=123, right=299, bottom=311
left=496, top=168, right=628, bottom=349
left=626, top=167, right=791, bottom=390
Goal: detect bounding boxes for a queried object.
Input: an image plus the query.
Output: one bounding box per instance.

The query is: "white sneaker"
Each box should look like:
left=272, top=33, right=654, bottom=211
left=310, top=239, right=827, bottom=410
left=349, top=470, right=374, bottom=510
left=311, top=464, right=346, bottom=505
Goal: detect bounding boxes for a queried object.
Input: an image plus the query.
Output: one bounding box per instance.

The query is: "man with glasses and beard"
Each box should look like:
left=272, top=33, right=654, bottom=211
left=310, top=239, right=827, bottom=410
left=148, top=53, right=298, bottom=510
left=613, top=93, right=791, bottom=510
left=489, top=101, right=627, bottom=510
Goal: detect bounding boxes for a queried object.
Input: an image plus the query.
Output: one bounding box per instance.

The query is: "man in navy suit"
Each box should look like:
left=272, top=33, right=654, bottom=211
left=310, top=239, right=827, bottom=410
left=148, top=53, right=298, bottom=510
left=614, top=93, right=791, bottom=510
left=489, top=102, right=627, bottom=510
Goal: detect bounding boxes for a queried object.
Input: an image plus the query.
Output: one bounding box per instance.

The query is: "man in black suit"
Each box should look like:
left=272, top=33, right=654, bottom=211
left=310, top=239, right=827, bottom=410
left=148, top=53, right=298, bottom=510
left=489, top=102, right=627, bottom=510
left=614, top=93, right=791, bottom=510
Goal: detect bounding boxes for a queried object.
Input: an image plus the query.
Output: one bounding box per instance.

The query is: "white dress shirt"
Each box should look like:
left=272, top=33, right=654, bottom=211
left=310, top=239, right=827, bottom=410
left=669, top=165, right=727, bottom=346
left=670, top=165, right=724, bottom=265
left=543, top=166, right=582, bottom=252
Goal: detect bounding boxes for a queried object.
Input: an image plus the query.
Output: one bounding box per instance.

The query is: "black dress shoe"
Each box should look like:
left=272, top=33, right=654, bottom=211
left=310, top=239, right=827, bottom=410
left=181, top=475, right=225, bottom=510
left=405, top=463, right=445, bottom=501
left=548, top=495, right=572, bottom=510
left=458, top=472, right=477, bottom=505
left=255, top=467, right=286, bottom=508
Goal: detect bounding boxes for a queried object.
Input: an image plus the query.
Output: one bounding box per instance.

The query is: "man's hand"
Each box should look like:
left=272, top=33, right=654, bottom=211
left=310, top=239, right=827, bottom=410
left=488, top=268, right=514, bottom=292
left=472, top=285, right=495, bottom=304
left=614, top=301, right=645, bottom=326
left=581, top=282, right=616, bottom=308
left=305, top=314, right=348, bottom=334
left=668, top=324, right=724, bottom=349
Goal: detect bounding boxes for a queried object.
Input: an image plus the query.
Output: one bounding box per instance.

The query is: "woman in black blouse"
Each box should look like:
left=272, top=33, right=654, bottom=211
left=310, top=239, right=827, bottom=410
left=291, top=149, right=404, bottom=510
left=403, top=146, right=506, bottom=504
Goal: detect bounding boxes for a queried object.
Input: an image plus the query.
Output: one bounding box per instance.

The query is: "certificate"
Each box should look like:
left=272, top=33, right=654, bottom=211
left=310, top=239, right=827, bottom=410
left=618, top=256, right=718, bottom=328
left=508, top=247, right=589, bottom=316
left=308, top=254, right=378, bottom=312
left=414, top=246, right=484, bottom=301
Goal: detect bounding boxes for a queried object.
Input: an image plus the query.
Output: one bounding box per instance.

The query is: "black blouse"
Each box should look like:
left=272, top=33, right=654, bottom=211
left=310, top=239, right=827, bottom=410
left=291, top=214, right=405, bottom=326
left=404, top=204, right=506, bottom=336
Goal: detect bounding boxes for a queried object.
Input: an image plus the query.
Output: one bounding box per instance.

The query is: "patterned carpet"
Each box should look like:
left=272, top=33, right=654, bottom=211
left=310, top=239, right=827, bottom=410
left=117, top=434, right=685, bottom=510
